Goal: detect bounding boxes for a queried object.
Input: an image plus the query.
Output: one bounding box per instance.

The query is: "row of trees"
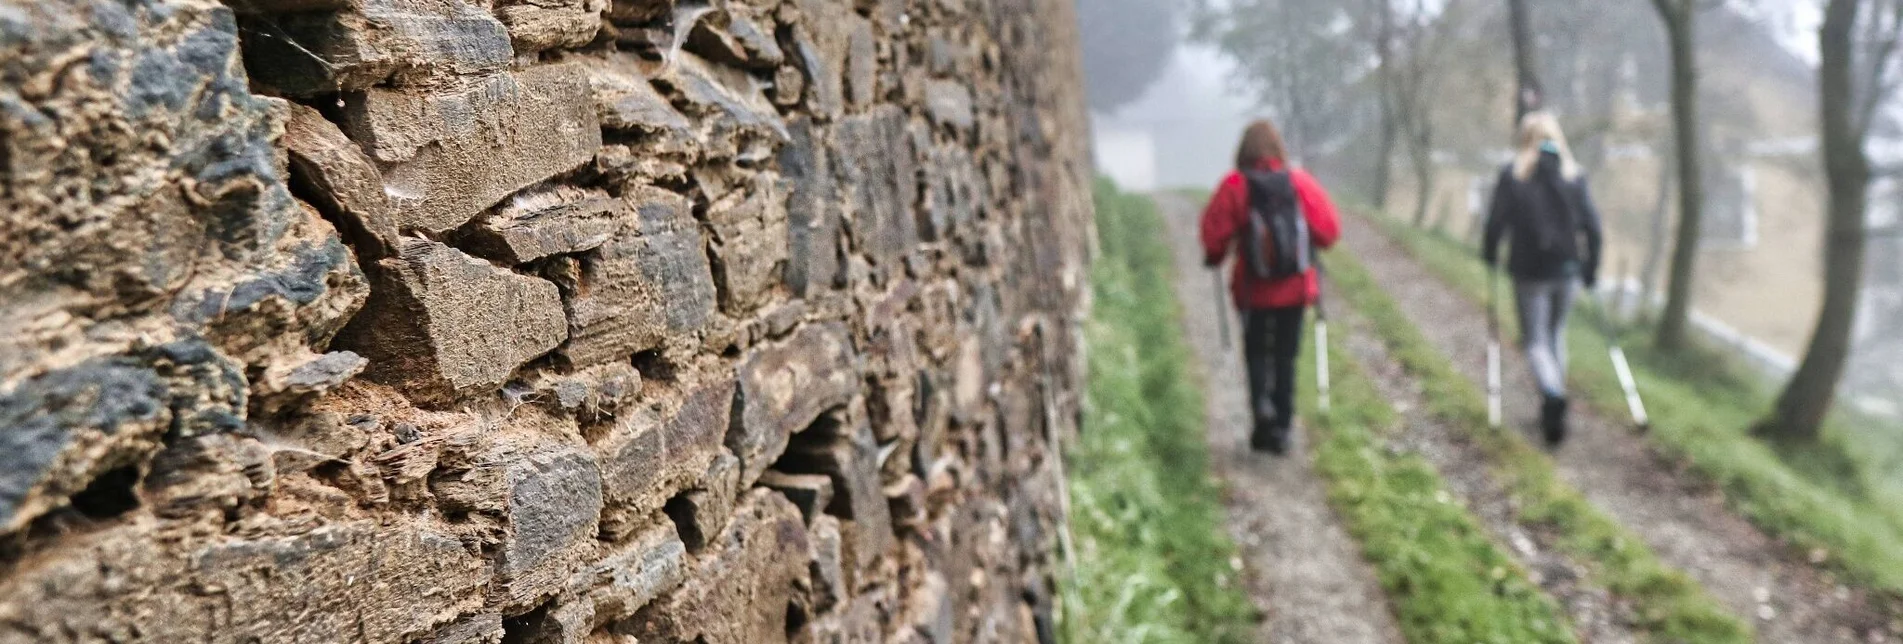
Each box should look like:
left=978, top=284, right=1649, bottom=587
left=1634, top=0, right=1902, bottom=439
left=1190, top=0, right=1901, bottom=440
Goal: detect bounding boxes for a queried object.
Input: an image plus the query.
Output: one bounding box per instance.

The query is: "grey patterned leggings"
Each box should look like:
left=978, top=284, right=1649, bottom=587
left=1513, top=277, right=1577, bottom=399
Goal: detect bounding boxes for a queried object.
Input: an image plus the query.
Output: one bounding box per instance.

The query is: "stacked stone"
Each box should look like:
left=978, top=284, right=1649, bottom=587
left=0, top=0, right=1092, bottom=641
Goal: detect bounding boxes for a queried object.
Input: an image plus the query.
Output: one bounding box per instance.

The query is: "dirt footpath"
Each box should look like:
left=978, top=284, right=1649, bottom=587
left=1157, top=194, right=1403, bottom=644
left=1340, top=213, right=1896, bottom=643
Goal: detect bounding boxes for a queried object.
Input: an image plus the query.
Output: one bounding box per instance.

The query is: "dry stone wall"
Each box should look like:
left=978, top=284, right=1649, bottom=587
left=0, top=0, right=1093, bottom=640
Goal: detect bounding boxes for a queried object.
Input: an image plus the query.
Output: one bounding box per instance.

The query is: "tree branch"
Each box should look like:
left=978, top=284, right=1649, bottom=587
left=1854, top=0, right=1903, bottom=137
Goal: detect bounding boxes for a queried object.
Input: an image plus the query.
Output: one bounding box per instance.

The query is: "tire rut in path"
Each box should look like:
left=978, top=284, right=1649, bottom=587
left=1340, top=213, right=1896, bottom=643
left=1330, top=295, right=1639, bottom=643
left=1157, top=194, right=1404, bottom=644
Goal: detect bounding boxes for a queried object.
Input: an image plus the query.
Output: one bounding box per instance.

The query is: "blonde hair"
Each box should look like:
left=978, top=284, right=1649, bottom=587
left=1511, top=111, right=1581, bottom=182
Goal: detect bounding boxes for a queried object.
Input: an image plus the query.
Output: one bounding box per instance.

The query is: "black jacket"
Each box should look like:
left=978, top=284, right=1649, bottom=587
left=1482, top=153, right=1604, bottom=285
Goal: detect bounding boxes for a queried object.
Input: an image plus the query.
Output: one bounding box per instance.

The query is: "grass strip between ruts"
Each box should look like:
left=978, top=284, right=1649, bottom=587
left=1361, top=211, right=1903, bottom=599
left=1298, top=306, right=1577, bottom=643
left=1326, top=241, right=1755, bottom=643
left=1059, top=179, right=1257, bottom=643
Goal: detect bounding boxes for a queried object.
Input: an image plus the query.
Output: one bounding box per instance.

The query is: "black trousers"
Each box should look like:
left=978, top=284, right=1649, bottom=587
left=1242, top=306, right=1306, bottom=437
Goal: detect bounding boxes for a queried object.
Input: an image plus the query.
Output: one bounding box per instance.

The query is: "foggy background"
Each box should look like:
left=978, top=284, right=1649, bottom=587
left=1078, top=0, right=1900, bottom=418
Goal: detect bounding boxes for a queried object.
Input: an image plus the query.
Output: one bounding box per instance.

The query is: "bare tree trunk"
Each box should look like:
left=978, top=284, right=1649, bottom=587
left=1507, top=0, right=1542, bottom=119
left=1654, top=2, right=1704, bottom=352
left=1409, top=116, right=1437, bottom=227
left=1765, top=0, right=1871, bottom=440
left=1373, top=0, right=1397, bottom=210
left=1411, top=153, right=1436, bottom=227
left=1639, top=142, right=1674, bottom=318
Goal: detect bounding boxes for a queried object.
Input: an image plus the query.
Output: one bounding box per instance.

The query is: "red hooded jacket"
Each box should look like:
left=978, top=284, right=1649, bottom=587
left=1200, top=159, right=1343, bottom=309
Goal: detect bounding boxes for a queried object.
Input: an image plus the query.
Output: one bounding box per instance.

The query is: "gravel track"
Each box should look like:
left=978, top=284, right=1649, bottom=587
left=1157, top=194, right=1404, bottom=644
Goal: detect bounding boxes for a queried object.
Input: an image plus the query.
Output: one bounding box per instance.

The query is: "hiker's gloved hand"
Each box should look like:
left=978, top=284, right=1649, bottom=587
left=1582, top=272, right=1598, bottom=289
left=1204, top=255, right=1222, bottom=268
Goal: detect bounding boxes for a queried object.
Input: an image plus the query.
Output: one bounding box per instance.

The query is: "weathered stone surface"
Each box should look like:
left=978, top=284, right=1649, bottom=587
left=239, top=0, right=513, bottom=97
left=706, top=171, right=790, bottom=314
left=456, top=184, right=618, bottom=264
left=759, top=471, right=834, bottom=524
left=807, top=514, right=848, bottom=613
left=605, top=0, right=672, bottom=23
left=660, top=52, right=789, bottom=161
left=845, top=17, right=878, bottom=108
left=669, top=451, right=742, bottom=550
left=496, top=0, right=604, bottom=53
left=779, top=421, right=894, bottom=578
left=731, top=322, right=861, bottom=485
left=886, top=473, right=927, bottom=532
left=1, top=0, right=364, bottom=429
left=342, top=64, right=602, bottom=234
left=686, top=2, right=785, bottom=69
left=431, top=438, right=604, bottom=610
left=927, top=33, right=971, bottom=76
left=921, top=144, right=985, bottom=242
left=585, top=522, right=690, bottom=623
left=0, top=0, right=1093, bottom=638
left=418, top=613, right=505, bottom=644
left=284, top=103, right=402, bottom=258
left=556, top=186, right=716, bottom=367
left=337, top=239, right=567, bottom=404
left=0, top=359, right=168, bottom=531
left=254, top=350, right=368, bottom=413
left=195, top=522, right=492, bottom=641
left=837, top=106, right=919, bottom=267
left=496, top=450, right=605, bottom=609
left=0, top=520, right=490, bottom=643
left=620, top=489, right=810, bottom=643
left=514, top=361, right=643, bottom=421
left=901, top=572, right=955, bottom=644
left=925, top=79, right=975, bottom=131
left=781, top=119, right=845, bottom=296
left=787, top=0, right=855, bottom=117
left=586, top=56, right=697, bottom=136
left=596, top=374, right=733, bottom=519
left=502, top=598, right=596, bottom=644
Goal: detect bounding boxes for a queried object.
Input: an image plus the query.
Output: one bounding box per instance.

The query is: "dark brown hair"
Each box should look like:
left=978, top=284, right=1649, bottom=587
left=1234, top=119, right=1287, bottom=170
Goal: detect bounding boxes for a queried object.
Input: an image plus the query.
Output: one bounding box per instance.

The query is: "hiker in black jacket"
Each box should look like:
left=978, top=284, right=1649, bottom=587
left=1483, top=112, right=1604, bottom=445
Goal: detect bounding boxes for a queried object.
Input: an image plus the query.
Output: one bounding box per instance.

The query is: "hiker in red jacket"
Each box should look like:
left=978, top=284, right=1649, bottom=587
left=1200, top=119, right=1343, bottom=454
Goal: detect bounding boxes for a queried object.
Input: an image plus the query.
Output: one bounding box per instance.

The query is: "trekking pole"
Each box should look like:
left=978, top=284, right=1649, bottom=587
left=1597, top=271, right=1651, bottom=431
left=1211, top=269, right=1232, bottom=352
left=1313, top=260, right=1332, bottom=414
left=1487, top=266, right=1504, bottom=429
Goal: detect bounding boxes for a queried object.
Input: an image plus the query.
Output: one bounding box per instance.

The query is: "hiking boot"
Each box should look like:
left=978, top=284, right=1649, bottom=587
left=1251, top=423, right=1291, bottom=455
left=1542, top=396, right=1569, bottom=446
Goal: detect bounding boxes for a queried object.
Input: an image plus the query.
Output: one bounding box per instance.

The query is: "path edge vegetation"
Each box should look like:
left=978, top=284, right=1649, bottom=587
left=1059, top=179, right=1255, bottom=643
left=1326, top=238, right=1754, bottom=642
left=1357, top=209, right=1903, bottom=600
left=1299, top=309, right=1576, bottom=643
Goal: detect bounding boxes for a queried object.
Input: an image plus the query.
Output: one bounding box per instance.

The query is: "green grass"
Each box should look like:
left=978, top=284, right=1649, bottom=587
left=1060, top=179, right=1256, bottom=643
left=1300, top=314, right=1576, bottom=643
left=1326, top=245, right=1754, bottom=642
left=1359, top=210, right=1903, bottom=598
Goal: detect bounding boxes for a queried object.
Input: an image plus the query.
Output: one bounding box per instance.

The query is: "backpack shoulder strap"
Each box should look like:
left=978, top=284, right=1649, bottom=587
left=1242, top=169, right=1295, bottom=209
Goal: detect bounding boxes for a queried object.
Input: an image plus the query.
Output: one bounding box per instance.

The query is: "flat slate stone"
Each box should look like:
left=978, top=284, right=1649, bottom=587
left=730, top=322, right=861, bottom=486
left=556, top=185, right=717, bottom=367
left=342, top=64, right=602, bottom=235
left=337, top=239, right=568, bottom=405
left=456, top=184, right=619, bottom=265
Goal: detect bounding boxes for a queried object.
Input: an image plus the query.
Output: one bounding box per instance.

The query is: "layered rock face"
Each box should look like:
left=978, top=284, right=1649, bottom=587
left=0, top=0, right=1093, bottom=641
